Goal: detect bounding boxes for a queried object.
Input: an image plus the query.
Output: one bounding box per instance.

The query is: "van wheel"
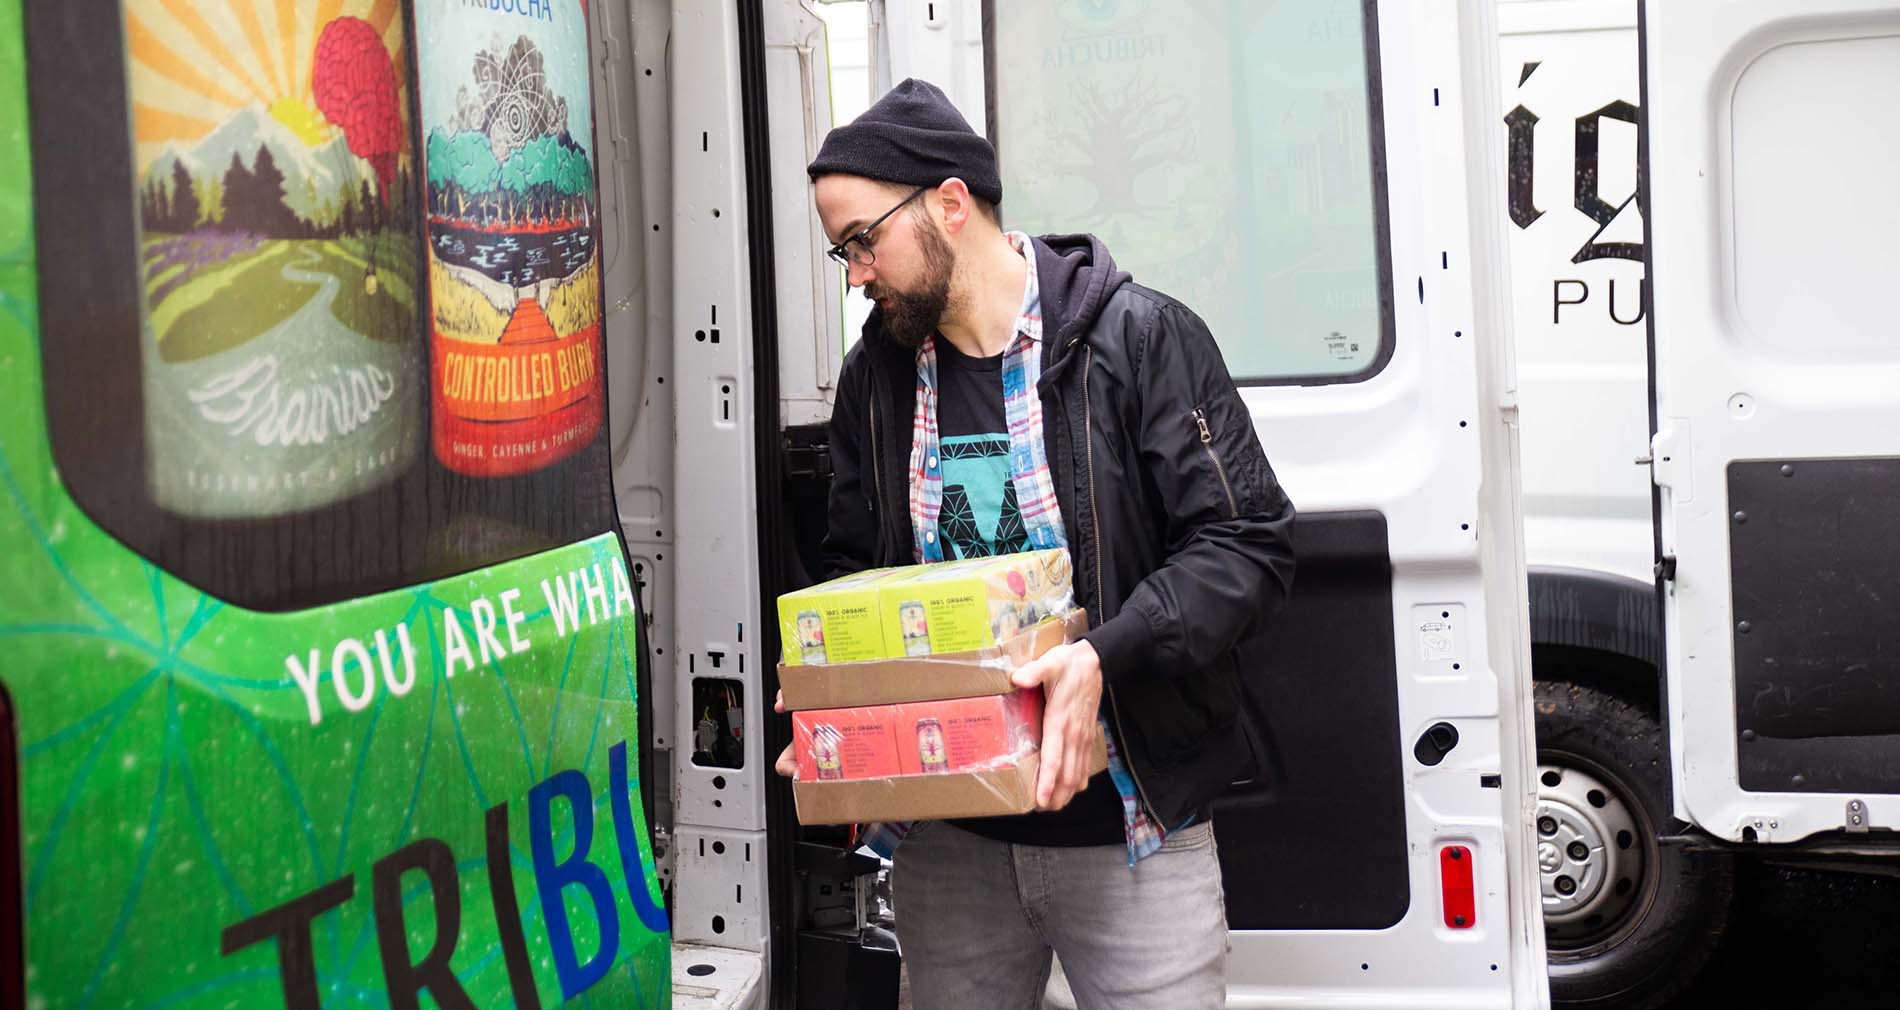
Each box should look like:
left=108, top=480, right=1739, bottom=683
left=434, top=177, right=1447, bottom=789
left=1535, top=680, right=1732, bottom=1010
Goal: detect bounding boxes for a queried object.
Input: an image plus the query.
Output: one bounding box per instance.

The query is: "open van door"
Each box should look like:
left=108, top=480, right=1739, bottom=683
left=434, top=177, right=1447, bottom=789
left=878, top=1, right=1549, bottom=1005
left=1643, top=0, right=1900, bottom=842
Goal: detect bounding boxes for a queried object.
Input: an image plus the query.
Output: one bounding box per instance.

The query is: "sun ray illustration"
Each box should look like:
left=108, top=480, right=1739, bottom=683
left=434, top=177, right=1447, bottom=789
left=366, top=0, right=400, bottom=40
left=227, top=0, right=288, bottom=98
left=276, top=0, right=303, bottom=102
left=132, top=103, right=221, bottom=147
left=125, top=14, right=250, bottom=110
left=151, top=0, right=278, bottom=110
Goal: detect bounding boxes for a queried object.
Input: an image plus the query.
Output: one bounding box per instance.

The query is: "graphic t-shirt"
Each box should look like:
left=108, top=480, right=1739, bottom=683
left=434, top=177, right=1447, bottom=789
left=934, top=337, right=1124, bottom=847
left=933, top=343, right=1028, bottom=559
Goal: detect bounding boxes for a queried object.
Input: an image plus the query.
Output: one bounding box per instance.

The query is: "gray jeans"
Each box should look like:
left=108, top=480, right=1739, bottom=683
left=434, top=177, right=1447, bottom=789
left=892, top=820, right=1228, bottom=1010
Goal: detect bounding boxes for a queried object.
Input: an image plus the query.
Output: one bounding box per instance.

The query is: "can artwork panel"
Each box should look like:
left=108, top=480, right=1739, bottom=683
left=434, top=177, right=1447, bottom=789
left=793, top=708, right=902, bottom=781
left=124, top=1, right=424, bottom=517
left=894, top=690, right=1044, bottom=776
left=415, top=0, right=606, bottom=477
left=775, top=567, right=897, bottom=666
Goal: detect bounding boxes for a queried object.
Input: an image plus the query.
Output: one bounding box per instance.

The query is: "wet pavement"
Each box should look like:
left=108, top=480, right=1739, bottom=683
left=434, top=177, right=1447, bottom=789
left=1664, top=862, right=1900, bottom=1009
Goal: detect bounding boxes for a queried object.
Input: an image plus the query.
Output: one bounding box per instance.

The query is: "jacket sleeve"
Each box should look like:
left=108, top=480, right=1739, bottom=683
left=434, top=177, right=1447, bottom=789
left=820, top=344, right=879, bottom=581
left=1082, top=302, right=1297, bottom=685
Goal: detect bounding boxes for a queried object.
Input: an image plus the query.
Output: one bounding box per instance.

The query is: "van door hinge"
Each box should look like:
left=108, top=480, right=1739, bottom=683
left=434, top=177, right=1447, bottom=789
left=1654, top=555, right=1677, bottom=581
left=1649, top=421, right=1691, bottom=501
left=783, top=424, right=832, bottom=481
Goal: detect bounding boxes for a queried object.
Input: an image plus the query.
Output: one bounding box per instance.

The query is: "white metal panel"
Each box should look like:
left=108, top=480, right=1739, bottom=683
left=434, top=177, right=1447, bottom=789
left=607, top=0, right=681, bottom=759
left=765, top=0, right=845, bottom=427
left=1220, top=3, right=1543, bottom=1004
left=668, top=0, right=774, bottom=964
left=1644, top=0, right=1900, bottom=842
left=1497, top=1, right=1654, bottom=585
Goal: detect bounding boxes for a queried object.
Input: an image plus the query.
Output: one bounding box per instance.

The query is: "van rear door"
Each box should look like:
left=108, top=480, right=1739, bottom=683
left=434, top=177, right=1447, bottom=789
left=884, top=1, right=1550, bottom=1004
left=1642, top=0, right=1900, bottom=842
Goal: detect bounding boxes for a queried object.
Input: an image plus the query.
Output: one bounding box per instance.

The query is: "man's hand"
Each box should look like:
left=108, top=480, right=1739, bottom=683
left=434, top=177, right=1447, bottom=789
left=773, top=689, right=797, bottom=778
left=1010, top=640, right=1104, bottom=811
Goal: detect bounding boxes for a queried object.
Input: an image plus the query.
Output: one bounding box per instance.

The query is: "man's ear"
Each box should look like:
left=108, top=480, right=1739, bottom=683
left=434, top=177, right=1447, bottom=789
left=936, top=177, right=977, bottom=236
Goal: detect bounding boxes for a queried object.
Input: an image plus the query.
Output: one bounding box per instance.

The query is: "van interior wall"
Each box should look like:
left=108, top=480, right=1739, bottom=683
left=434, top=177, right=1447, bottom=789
left=602, top=0, right=681, bottom=858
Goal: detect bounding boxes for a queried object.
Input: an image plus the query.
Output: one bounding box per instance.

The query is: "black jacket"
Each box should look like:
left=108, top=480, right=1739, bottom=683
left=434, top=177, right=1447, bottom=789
left=821, top=233, right=1297, bottom=828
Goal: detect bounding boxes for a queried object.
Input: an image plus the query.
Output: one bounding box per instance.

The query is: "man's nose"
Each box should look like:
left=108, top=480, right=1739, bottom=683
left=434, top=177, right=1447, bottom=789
left=846, top=260, right=874, bottom=289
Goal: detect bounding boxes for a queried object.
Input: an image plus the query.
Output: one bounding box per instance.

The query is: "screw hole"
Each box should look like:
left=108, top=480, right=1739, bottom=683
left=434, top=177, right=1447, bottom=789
left=696, top=331, right=706, bottom=342
left=713, top=799, right=722, bottom=808
left=1361, top=963, right=1370, bottom=971
left=1587, top=789, right=1607, bottom=808
left=1542, top=770, right=1562, bottom=787
left=1616, top=830, right=1633, bottom=850
left=1460, top=523, right=1470, bottom=531
left=713, top=776, right=727, bottom=790
left=1442, top=611, right=1450, bottom=619
left=713, top=840, right=726, bottom=854
left=1452, top=663, right=1461, bottom=670
left=1615, top=877, right=1633, bottom=895
left=712, top=916, right=726, bottom=934
left=1454, top=330, right=1463, bottom=337
left=687, top=964, right=716, bottom=977
left=713, top=208, right=722, bottom=218
left=646, top=68, right=655, bottom=77
left=1459, top=421, right=1467, bottom=428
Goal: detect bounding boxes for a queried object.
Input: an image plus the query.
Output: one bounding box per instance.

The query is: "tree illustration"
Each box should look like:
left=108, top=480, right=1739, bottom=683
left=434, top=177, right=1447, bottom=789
left=170, top=159, right=200, bottom=232
left=449, top=131, right=501, bottom=223
left=250, top=144, right=296, bottom=236
left=221, top=152, right=253, bottom=231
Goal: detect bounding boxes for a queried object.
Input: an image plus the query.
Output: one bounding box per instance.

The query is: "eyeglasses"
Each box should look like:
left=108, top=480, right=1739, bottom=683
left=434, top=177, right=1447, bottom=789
left=825, top=186, right=929, bottom=267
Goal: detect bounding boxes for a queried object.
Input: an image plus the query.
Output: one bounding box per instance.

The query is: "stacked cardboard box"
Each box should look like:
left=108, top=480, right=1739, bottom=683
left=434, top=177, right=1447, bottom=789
left=777, top=550, right=1106, bottom=825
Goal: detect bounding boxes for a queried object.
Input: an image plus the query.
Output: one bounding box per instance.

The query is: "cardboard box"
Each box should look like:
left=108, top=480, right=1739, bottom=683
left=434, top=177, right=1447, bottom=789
left=881, top=550, right=1073, bottom=657
left=776, top=567, right=901, bottom=666
left=894, top=690, right=1044, bottom=776
left=792, top=729, right=1108, bottom=826
left=778, top=609, right=1088, bottom=711
left=792, top=707, right=901, bottom=782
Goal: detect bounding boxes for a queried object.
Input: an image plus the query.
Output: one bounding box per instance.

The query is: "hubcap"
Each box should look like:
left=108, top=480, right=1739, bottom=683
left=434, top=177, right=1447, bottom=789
left=1536, top=760, right=1647, bottom=947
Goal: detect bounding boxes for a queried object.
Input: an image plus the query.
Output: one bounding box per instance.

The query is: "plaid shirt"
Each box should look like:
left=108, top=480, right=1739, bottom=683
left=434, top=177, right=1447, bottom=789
left=862, top=232, right=1173, bottom=867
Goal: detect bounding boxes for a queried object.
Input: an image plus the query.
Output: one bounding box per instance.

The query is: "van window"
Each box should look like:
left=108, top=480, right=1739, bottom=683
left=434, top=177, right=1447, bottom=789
left=30, top=0, right=616, bottom=611
left=988, top=0, right=1394, bottom=384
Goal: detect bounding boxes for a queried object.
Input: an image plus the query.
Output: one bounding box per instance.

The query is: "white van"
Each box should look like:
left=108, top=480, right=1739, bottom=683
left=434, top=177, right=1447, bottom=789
left=631, top=0, right=1898, bottom=1007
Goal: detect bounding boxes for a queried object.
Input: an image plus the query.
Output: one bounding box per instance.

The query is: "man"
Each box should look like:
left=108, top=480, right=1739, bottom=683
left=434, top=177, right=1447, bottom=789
left=775, top=78, right=1296, bottom=1009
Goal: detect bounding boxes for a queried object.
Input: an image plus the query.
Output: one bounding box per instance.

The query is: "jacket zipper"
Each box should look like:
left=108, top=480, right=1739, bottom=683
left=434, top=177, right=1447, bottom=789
left=1083, top=343, right=1162, bottom=827
left=1193, top=407, right=1240, bottom=519
left=868, top=392, right=884, bottom=514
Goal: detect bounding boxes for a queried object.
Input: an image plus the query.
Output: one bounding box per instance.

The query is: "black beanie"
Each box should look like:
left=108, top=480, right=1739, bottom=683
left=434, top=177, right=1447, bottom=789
left=807, top=78, right=1002, bottom=205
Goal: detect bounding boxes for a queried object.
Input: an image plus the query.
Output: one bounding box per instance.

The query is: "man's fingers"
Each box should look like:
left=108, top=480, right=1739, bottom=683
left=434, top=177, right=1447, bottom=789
left=775, top=742, right=797, bottom=778
left=1038, top=717, right=1068, bottom=808
left=774, top=689, right=785, bottom=714
left=1011, top=654, right=1055, bottom=690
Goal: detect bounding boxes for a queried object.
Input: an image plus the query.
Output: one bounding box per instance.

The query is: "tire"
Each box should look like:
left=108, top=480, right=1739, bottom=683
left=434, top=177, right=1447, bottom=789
left=1535, top=680, right=1733, bottom=1010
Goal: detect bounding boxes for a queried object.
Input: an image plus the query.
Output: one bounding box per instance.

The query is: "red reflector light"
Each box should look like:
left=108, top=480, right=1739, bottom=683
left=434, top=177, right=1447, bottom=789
left=1441, top=845, right=1475, bottom=928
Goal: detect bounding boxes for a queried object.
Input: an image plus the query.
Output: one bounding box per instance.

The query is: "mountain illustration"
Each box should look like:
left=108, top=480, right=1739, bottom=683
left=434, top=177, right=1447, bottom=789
left=143, top=103, right=373, bottom=220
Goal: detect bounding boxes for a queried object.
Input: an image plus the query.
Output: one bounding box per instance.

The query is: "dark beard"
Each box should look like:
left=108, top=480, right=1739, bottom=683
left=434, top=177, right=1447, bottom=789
left=870, top=221, right=955, bottom=350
